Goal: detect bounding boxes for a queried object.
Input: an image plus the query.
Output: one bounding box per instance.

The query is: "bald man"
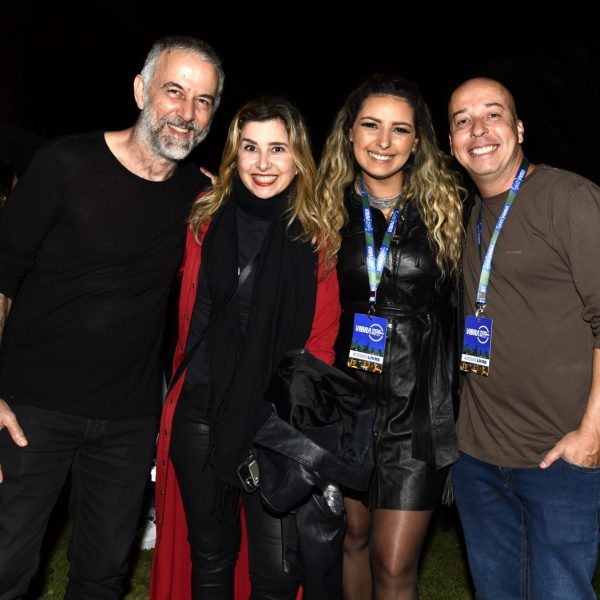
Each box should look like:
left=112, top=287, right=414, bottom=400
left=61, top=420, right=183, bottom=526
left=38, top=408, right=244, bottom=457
left=448, top=78, right=600, bottom=599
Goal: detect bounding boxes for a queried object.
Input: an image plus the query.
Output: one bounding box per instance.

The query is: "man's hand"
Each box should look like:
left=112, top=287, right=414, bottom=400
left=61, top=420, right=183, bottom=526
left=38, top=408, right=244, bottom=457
left=0, top=398, right=28, bottom=483
left=540, top=427, right=600, bottom=469
left=199, top=167, right=217, bottom=185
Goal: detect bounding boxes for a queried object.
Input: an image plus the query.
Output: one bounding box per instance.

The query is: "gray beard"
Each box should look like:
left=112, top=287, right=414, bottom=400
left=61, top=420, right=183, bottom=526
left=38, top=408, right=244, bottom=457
left=137, top=107, right=209, bottom=161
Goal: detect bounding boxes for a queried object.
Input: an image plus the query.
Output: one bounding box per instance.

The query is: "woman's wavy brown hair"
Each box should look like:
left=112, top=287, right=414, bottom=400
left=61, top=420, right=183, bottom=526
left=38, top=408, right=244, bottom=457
left=316, top=74, right=464, bottom=278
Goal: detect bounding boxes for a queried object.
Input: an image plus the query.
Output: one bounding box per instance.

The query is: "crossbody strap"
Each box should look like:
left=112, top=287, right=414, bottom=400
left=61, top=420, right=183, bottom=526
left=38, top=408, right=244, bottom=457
left=166, top=254, right=258, bottom=394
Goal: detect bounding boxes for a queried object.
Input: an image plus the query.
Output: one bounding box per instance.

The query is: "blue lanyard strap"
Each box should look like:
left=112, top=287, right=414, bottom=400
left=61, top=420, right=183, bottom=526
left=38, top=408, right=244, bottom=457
left=476, top=158, right=530, bottom=313
left=358, top=180, right=403, bottom=309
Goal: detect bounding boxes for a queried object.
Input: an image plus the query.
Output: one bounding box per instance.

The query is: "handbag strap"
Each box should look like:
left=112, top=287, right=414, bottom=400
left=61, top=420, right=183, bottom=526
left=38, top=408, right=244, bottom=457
left=166, top=254, right=258, bottom=394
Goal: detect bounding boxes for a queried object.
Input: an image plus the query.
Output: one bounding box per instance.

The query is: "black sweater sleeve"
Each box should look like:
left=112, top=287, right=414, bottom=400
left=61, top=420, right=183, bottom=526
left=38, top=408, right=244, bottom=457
left=0, top=143, right=62, bottom=298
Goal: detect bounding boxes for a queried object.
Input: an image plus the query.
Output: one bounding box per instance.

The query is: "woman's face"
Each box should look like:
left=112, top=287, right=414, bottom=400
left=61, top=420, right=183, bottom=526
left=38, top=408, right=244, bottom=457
left=349, top=95, right=417, bottom=188
left=237, top=119, right=298, bottom=200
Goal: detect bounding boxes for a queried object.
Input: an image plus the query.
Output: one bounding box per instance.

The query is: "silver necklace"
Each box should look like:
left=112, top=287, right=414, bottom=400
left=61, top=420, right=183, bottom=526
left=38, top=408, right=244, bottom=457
left=357, top=178, right=403, bottom=210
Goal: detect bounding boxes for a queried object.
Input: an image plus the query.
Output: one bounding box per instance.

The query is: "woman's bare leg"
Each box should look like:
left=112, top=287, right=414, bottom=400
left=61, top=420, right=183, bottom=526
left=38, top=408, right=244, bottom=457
left=370, top=508, right=433, bottom=600
left=343, top=497, right=372, bottom=599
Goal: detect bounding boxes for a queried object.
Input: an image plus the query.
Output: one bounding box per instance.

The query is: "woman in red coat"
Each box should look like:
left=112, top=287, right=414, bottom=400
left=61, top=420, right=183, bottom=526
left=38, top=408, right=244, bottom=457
left=151, top=97, right=341, bottom=600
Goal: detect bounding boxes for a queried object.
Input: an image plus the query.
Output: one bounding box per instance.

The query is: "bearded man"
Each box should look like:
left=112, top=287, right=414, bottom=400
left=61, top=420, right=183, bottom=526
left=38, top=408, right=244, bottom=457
left=0, top=36, right=223, bottom=600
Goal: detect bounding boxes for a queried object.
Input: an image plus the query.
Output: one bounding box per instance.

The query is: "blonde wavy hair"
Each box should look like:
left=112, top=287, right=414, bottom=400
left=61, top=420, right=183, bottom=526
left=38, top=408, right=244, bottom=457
left=189, top=98, right=338, bottom=267
left=316, top=74, right=464, bottom=278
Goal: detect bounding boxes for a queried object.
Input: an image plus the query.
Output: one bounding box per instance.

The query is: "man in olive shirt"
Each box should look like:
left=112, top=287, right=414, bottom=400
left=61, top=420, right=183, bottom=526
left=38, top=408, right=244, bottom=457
left=448, top=78, right=600, bottom=599
left=0, top=36, right=223, bottom=599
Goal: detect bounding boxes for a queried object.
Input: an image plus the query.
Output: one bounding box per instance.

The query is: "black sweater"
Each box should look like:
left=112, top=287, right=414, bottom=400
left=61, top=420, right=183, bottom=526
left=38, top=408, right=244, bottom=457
left=0, top=132, right=203, bottom=418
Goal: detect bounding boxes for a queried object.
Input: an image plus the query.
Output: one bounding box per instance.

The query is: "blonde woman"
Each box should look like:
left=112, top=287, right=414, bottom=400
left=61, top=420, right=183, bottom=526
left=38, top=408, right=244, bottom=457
left=317, top=74, right=463, bottom=600
left=151, top=98, right=340, bottom=600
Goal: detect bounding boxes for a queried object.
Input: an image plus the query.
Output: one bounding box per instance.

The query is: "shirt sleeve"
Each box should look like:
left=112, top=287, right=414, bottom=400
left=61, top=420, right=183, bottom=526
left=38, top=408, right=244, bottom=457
left=553, top=176, right=600, bottom=347
left=306, top=261, right=341, bottom=365
left=0, top=144, right=61, bottom=298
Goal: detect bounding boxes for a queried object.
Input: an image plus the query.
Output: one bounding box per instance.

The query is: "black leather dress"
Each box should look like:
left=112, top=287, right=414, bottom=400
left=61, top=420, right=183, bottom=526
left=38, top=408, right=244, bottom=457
left=334, top=189, right=458, bottom=510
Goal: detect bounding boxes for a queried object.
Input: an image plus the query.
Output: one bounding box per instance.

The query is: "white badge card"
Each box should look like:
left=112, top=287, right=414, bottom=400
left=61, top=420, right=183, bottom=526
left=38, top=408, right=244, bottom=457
left=348, top=313, right=388, bottom=374
left=460, top=315, right=493, bottom=376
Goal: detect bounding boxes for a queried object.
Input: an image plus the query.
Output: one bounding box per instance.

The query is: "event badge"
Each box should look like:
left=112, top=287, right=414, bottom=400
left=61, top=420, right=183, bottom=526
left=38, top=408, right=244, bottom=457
left=459, top=315, right=493, bottom=376
left=348, top=313, right=388, bottom=374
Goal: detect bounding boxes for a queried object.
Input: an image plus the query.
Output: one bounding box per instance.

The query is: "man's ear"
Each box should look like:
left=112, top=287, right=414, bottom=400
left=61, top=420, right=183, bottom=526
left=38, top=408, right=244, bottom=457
left=133, top=74, right=145, bottom=110
left=516, top=119, right=524, bottom=144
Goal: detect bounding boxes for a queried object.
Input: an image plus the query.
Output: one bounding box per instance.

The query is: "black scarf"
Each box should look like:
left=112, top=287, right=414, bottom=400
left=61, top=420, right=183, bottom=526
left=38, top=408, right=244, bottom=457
left=200, top=175, right=318, bottom=514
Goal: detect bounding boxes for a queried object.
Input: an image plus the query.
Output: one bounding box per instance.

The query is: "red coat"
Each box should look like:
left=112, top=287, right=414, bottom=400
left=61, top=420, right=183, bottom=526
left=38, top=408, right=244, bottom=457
left=151, top=224, right=340, bottom=599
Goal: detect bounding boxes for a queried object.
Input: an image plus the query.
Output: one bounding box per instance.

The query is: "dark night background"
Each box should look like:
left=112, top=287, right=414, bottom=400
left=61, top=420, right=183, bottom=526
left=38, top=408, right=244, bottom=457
left=1, top=2, right=599, bottom=185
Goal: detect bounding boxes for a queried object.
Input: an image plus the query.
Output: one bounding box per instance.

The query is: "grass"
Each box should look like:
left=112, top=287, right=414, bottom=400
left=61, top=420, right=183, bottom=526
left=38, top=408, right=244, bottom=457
left=420, top=508, right=473, bottom=599
left=29, top=503, right=600, bottom=599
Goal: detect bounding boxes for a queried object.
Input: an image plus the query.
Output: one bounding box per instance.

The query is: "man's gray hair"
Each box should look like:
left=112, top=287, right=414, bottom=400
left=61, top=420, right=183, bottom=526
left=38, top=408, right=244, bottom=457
left=140, top=36, right=225, bottom=110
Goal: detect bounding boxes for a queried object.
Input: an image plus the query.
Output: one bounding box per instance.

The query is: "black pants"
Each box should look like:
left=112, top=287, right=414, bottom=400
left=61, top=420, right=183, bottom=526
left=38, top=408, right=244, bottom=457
left=0, top=405, right=157, bottom=600
left=170, top=394, right=300, bottom=600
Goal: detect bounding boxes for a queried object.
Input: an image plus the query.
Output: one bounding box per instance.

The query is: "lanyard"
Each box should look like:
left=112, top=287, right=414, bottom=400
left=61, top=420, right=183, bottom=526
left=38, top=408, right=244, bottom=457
left=475, top=158, right=530, bottom=314
left=358, top=180, right=403, bottom=310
